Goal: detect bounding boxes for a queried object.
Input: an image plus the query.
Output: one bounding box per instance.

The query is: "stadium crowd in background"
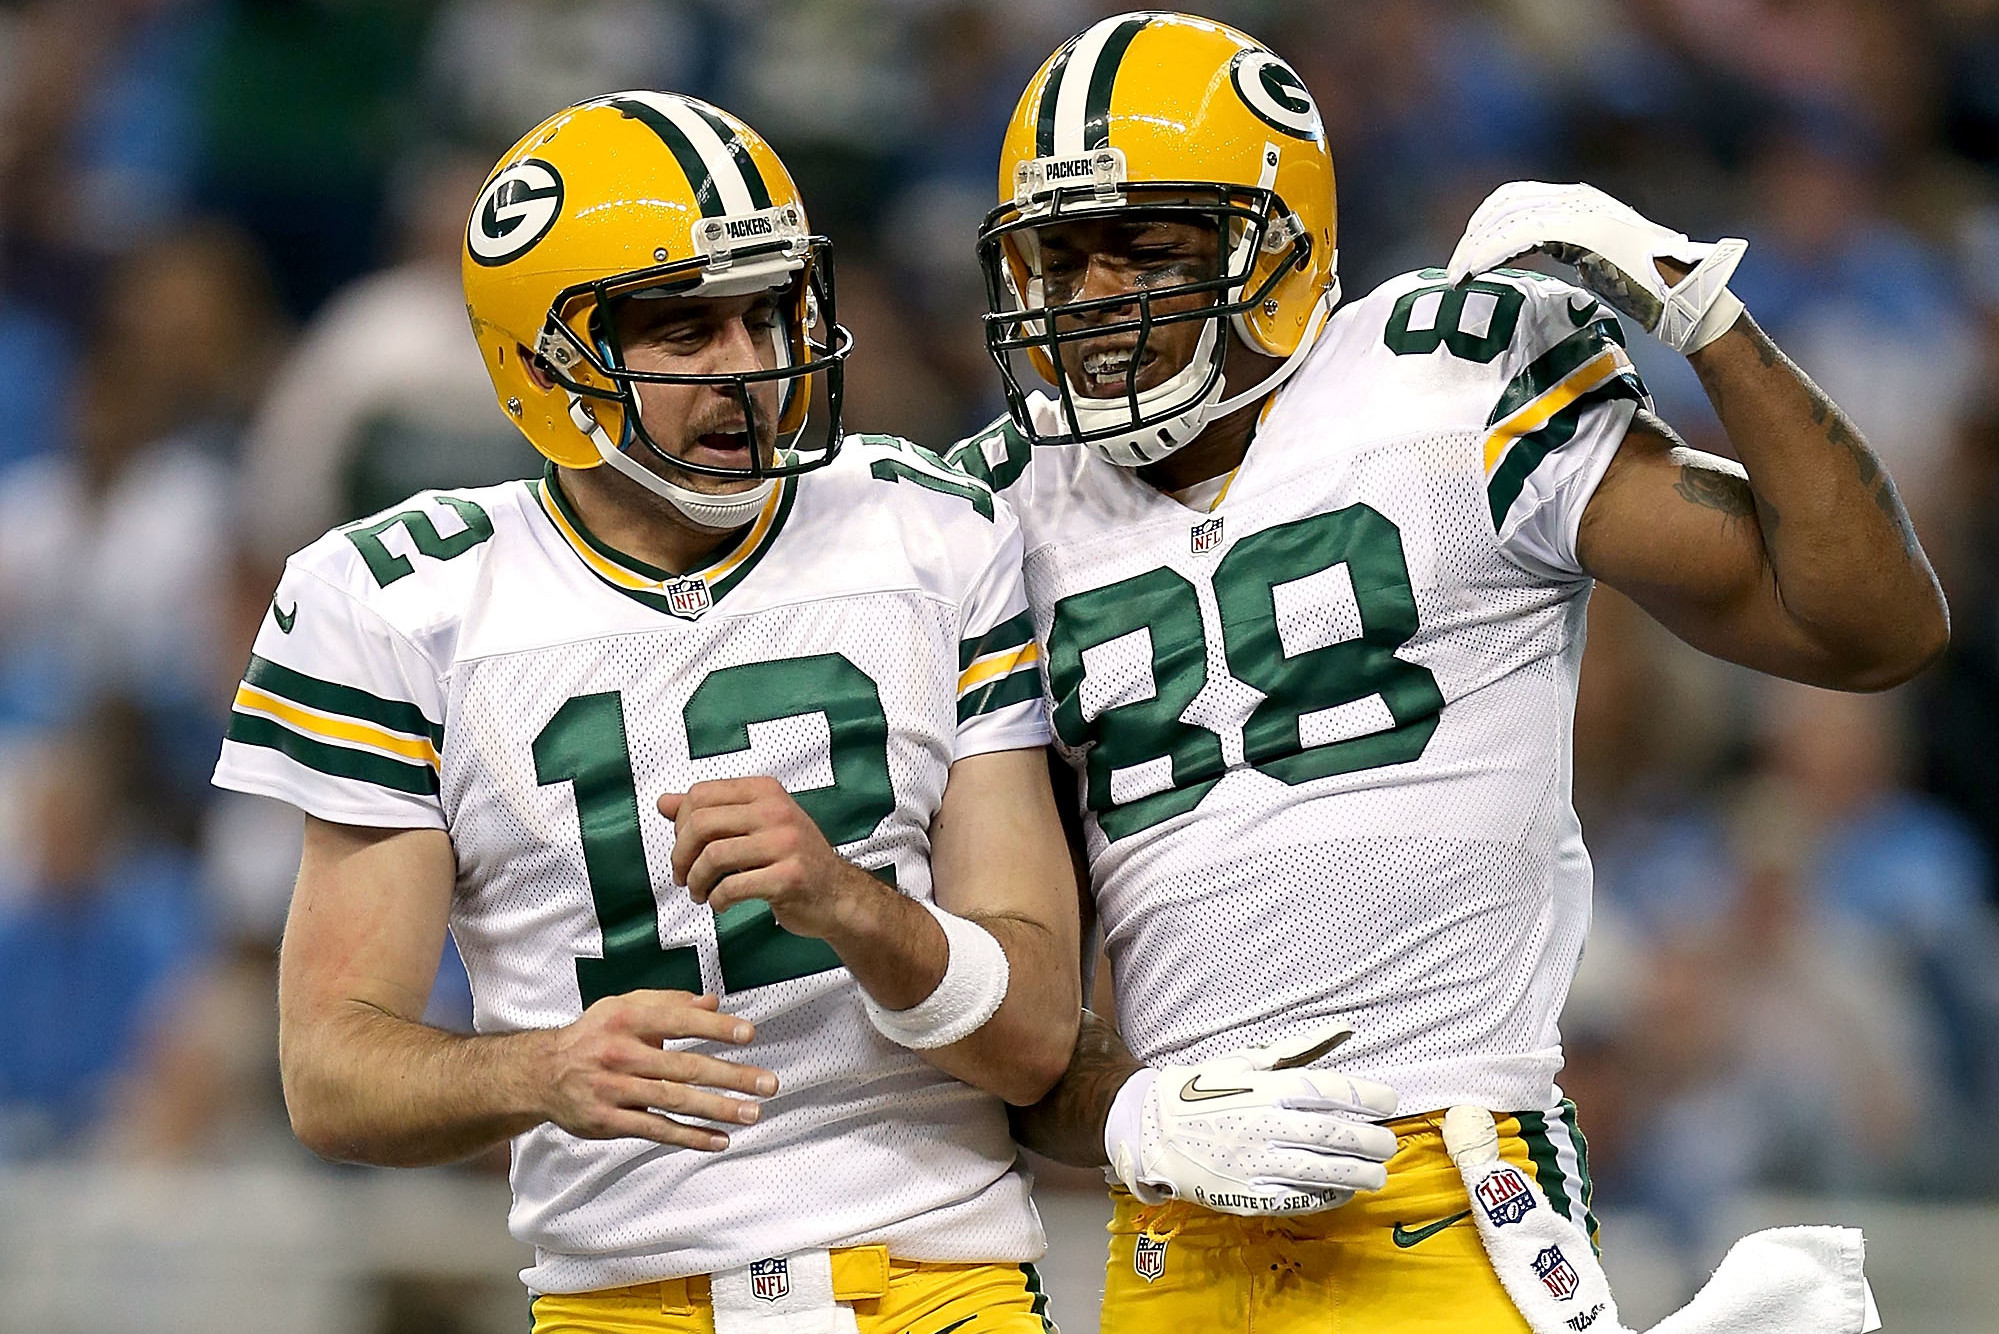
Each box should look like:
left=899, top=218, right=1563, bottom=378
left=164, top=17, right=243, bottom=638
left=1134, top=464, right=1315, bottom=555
left=2, top=0, right=1997, bottom=1248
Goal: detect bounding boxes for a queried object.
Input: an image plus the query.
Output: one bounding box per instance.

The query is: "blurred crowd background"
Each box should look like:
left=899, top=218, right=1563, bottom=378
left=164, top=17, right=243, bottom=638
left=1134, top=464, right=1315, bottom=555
left=3, top=0, right=1999, bottom=1312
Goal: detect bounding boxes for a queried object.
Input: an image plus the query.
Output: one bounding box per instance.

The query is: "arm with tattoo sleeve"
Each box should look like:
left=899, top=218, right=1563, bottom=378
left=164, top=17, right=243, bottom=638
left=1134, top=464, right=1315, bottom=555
left=1009, top=1008, right=1143, bottom=1167
left=1578, top=317, right=1947, bottom=690
left=1446, top=180, right=1947, bottom=688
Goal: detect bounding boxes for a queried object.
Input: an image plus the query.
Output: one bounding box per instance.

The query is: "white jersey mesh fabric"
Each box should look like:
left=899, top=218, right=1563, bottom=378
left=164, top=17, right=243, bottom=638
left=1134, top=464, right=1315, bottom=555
left=213, top=437, right=1048, bottom=1293
left=953, top=268, right=1646, bottom=1116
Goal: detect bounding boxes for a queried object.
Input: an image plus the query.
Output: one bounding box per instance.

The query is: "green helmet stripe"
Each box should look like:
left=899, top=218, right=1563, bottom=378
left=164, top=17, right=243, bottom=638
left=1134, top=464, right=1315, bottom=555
left=1083, top=14, right=1152, bottom=149
left=689, top=102, right=773, bottom=211
left=610, top=96, right=725, bottom=217
left=1035, top=34, right=1081, bottom=158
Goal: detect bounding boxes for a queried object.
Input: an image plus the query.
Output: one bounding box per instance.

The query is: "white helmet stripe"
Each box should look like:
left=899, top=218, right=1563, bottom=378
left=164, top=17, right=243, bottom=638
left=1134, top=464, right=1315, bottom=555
left=653, top=95, right=760, bottom=217
left=1052, top=14, right=1149, bottom=155
left=616, top=90, right=759, bottom=217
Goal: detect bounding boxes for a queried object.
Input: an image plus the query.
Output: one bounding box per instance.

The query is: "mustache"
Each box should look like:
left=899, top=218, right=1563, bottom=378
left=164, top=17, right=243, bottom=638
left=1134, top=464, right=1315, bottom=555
left=685, top=388, right=778, bottom=447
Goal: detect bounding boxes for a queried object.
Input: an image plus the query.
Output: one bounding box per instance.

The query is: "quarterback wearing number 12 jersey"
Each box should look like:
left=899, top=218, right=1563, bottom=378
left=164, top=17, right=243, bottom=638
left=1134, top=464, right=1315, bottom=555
left=214, top=447, right=1052, bottom=1294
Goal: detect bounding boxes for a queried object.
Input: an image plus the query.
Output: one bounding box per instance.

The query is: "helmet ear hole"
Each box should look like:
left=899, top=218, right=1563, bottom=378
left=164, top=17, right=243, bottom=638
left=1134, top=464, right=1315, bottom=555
left=519, top=344, right=557, bottom=392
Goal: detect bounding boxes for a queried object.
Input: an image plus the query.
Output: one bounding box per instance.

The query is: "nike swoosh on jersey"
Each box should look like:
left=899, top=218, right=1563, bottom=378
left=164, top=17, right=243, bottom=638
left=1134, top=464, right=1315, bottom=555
left=1179, top=1073, right=1255, bottom=1102
left=272, top=600, right=297, bottom=633
left=928, top=1318, right=979, bottom=1334
left=1566, top=295, right=1598, bottom=325
left=1391, top=1210, right=1471, bottom=1248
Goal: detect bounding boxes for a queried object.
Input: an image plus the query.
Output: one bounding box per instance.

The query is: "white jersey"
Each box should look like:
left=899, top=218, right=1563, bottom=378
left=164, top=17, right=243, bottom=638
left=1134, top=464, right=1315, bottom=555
left=950, top=268, right=1649, bottom=1117
left=212, top=435, right=1050, bottom=1294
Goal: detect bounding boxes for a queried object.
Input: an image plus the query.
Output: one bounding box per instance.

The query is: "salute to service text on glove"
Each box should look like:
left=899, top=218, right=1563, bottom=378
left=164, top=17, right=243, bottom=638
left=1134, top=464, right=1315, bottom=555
left=1103, top=1025, right=1400, bottom=1217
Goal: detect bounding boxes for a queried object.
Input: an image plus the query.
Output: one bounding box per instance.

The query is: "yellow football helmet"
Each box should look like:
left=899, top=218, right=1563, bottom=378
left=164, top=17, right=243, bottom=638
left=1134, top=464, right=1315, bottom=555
left=979, top=12, right=1337, bottom=466
left=462, top=91, right=851, bottom=495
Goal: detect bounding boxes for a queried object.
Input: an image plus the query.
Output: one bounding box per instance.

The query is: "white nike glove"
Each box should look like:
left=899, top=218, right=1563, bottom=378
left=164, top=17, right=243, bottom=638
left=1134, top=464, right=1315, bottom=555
left=1446, top=181, right=1748, bottom=354
left=1443, top=1106, right=1881, bottom=1334
left=1104, top=1025, right=1400, bottom=1217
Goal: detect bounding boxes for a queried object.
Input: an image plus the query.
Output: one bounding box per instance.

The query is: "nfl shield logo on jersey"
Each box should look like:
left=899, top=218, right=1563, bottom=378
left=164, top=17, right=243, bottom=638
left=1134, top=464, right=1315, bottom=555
left=665, top=577, right=712, bottom=621
left=750, top=1257, right=790, bottom=1302
left=1190, top=516, right=1224, bottom=554
left=1134, top=1234, right=1169, bottom=1282
left=1532, top=1245, right=1579, bottom=1301
left=1476, top=1165, right=1539, bottom=1227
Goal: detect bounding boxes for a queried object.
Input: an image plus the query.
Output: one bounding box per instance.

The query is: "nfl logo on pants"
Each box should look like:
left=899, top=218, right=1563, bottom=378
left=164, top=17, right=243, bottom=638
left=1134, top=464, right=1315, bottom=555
left=750, top=1258, right=790, bottom=1303
left=1133, top=1234, right=1168, bottom=1283
left=1532, top=1246, right=1579, bottom=1301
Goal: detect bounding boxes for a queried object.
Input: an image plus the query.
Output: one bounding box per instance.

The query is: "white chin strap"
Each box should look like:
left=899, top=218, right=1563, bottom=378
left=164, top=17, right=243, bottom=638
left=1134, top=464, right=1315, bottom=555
left=1070, top=277, right=1339, bottom=469
left=568, top=395, right=774, bottom=533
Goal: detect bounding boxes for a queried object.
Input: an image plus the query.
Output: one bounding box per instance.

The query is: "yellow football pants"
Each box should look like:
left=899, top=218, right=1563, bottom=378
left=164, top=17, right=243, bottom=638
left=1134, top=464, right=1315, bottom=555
left=530, top=1246, right=1056, bottom=1334
left=1102, top=1102, right=1598, bottom=1334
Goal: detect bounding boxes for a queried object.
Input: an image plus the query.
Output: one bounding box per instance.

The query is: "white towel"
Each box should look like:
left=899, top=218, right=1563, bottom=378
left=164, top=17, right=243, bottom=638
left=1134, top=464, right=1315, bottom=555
left=1442, top=1106, right=1881, bottom=1334
left=1650, top=1228, right=1880, bottom=1334
left=709, top=1250, right=860, bottom=1334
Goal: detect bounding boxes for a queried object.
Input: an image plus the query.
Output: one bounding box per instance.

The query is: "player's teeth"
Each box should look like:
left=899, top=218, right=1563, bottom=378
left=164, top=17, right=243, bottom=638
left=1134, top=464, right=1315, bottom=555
left=1085, top=351, right=1133, bottom=378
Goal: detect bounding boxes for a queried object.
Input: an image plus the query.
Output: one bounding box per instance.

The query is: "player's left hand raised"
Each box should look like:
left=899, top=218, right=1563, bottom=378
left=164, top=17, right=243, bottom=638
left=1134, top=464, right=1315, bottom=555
left=660, top=777, right=871, bottom=938
left=1447, top=180, right=1748, bottom=355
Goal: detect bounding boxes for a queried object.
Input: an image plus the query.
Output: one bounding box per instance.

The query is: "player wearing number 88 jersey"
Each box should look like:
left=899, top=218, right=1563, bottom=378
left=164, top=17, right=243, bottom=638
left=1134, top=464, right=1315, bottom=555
left=961, top=262, right=1631, bottom=1122
left=954, top=10, right=1944, bottom=1334
left=217, top=93, right=1081, bottom=1333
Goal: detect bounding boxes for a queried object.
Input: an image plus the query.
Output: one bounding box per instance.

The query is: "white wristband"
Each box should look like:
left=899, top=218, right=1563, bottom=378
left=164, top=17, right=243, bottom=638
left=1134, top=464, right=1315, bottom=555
left=862, top=898, right=1010, bottom=1050
left=1681, top=286, right=1745, bottom=354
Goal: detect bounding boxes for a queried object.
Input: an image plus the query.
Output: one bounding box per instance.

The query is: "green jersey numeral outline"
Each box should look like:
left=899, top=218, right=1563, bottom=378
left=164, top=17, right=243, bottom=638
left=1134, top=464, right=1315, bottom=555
left=1046, top=504, right=1444, bottom=841
left=533, top=654, right=897, bottom=1008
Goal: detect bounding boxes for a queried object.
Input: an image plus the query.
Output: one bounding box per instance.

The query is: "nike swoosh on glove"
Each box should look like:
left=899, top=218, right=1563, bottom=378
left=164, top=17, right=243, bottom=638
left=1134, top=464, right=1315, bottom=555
left=1104, top=1025, right=1400, bottom=1217
left=1443, top=1106, right=1881, bottom=1334
left=1446, top=181, right=1748, bottom=354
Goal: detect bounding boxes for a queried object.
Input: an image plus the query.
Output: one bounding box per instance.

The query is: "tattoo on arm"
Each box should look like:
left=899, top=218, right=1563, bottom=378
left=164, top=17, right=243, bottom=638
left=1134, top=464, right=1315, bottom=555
left=1809, top=392, right=1920, bottom=557
left=1674, top=465, right=1757, bottom=521
left=1006, top=1009, right=1143, bottom=1168
left=1751, top=324, right=1780, bottom=368
left=1727, top=323, right=1919, bottom=555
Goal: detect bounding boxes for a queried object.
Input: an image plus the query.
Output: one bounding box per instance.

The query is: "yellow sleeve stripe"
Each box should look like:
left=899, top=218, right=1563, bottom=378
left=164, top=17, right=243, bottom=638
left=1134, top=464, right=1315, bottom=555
left=1482, top=348, right=1629, bottom=478
left=233, top=684, right=442, bottom=768
left=957, top=640, right=1041, bottom=697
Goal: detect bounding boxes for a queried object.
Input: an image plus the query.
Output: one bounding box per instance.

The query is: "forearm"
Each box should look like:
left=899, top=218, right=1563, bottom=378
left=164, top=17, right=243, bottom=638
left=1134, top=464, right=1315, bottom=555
left=829, top=871, right=1078, bottom=1104
left=1006, top=1009, right=1143, bottom=1166
left=281, top=1001, right=550, bottom=1167
left=917, top=912, right=1079, bottom=1105
left=1689, top=313, right=1948, bottom=683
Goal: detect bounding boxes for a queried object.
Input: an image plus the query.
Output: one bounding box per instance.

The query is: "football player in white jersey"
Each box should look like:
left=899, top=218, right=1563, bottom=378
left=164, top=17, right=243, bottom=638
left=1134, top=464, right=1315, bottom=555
left=946, top=13, right=1947, bottom=1334
left=213, top=94, right=1082, bottom=1334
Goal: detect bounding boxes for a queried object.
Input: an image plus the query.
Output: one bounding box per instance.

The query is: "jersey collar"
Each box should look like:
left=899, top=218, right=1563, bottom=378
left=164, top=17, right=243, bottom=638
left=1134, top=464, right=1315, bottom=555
left=530, top=463, right=796, bottom=614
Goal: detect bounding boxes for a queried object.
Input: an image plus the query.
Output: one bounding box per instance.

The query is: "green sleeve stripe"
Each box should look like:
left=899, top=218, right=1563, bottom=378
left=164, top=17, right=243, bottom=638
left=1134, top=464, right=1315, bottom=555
left=244, top=654, right=443, bottom=745
left=1486, top=373, right=1646, bottom=530
left=960, top=610, right=1037, bottom=671
left=1487, top=317, right=1628, bottom=428
left=1516, top=1109, right=1574, bottom=1225
left=948, top=417, right=1033, bottom=494
left=227, top=711, right=440, bottom=797
left=957, top=663, right=1042, bottom=724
